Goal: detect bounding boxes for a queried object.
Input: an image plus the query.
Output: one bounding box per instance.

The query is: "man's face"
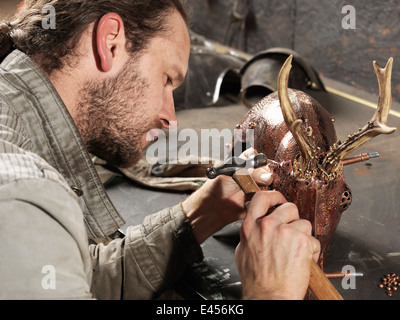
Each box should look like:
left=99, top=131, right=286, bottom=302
left=75, top=11, right=190, bottom=168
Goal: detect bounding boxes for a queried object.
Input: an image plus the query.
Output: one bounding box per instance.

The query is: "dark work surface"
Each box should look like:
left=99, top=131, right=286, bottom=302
left=106, top=83, right=400, bottom=300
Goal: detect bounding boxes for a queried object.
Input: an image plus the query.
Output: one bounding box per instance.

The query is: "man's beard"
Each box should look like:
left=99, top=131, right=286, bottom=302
left=74, top=60, right=160, bottom=168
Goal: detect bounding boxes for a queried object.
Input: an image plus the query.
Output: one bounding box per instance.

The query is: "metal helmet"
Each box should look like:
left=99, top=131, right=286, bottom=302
left=240, top=47, right=326, bottom=108
left=173, top=31, right=249, bottom=110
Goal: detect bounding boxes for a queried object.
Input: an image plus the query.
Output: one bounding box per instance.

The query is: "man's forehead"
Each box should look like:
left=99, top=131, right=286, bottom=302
left=164, top=22, right=190, bottom=79
left=141, top=11, right=190, bottom=81
left=166, top=11, right=190, bottom=61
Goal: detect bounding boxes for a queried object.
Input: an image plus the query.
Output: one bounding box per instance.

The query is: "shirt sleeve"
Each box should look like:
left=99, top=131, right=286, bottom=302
left=0, top=179, right=93, bottom=300
left=0, top=168, right=203, bottom=299
left=89, top=203, right=204, bottom=300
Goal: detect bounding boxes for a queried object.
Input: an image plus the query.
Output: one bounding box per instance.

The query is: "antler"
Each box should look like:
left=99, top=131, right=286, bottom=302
left=278, top=55, right=317, bottom=178
left=322, top=58, right=397, bottom=173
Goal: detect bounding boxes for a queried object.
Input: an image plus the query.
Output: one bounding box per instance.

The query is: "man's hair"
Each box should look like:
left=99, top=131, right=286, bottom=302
left=0, top=0, right=189, bottom=74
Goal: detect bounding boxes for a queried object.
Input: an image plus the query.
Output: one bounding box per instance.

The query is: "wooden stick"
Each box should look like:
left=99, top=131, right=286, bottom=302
left=232, top=169, right=343, bottom=300
left=309, top=261, right=343, bottom=300
left=232, top=168, right=261, bottom=200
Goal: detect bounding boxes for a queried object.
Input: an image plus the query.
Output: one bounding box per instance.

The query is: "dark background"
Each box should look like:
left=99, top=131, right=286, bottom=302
left=186, top=0, right=400, bottom=102
left=2, top=1, right=399, bottom=101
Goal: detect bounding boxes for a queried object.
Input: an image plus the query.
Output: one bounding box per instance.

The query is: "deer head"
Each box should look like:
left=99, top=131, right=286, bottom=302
left=235, top=55, right=396, bottom=267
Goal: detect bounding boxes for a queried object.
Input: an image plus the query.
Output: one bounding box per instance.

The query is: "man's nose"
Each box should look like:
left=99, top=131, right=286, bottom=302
left=159, top=93, right=178, bottom=129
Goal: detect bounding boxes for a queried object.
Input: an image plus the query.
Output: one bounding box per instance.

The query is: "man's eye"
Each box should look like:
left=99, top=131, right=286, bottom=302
left=166, top=76, right=173, bottom=86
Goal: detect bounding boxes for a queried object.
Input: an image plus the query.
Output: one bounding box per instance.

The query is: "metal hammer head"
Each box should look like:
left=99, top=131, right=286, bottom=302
left=206, top=153, right=269, bottom=179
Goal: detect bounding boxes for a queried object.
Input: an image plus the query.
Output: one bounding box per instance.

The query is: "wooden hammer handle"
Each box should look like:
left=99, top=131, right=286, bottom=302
left=309, top=260, right=343, bottom=300
left=232, top=170, right=343, bottom=300
left=232, top=168, right=261, bottom=198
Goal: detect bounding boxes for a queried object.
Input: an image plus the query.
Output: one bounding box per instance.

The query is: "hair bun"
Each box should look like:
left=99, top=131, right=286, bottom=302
left=0, top=21, right=13, bottom=60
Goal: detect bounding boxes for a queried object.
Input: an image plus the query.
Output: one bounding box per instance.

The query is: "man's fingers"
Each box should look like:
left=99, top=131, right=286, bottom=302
left=251, top=167, right=273, bottom=186
left=287, top=218, right=312, bottom=235
left=239, top=147, right=256, bottom=160
left=288, top=219, right=321, bottom=262
left=311, top=237, right=321, bottom=262
left=238, top=148, right=274, bottom=186
left=266, top=201, right=300, bottom=224
left=245, top=191, right=287, bottom=222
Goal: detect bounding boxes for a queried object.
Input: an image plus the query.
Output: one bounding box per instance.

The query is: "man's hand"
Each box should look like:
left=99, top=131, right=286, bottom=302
left=235, top=191, right=321, bottom=300
left=182, top=148, right=272, bottom=244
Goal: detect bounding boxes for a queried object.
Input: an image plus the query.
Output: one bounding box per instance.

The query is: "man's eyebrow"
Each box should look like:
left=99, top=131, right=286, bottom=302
left=171, top=64, right=186, bottom=85
left=174, top=69, right=186, bottom=85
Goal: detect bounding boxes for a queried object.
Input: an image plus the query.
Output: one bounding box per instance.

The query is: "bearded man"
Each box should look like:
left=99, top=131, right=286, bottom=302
left=0, top=0, right=319, bottom=300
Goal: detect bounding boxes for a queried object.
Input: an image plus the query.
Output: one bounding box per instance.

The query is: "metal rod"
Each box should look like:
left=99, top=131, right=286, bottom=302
left=342, top=152, right=379, bottom=166
left=325, top=272, right=364, bottom=279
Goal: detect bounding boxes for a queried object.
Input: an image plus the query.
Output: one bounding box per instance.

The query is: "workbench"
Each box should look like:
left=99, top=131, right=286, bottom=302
left=106, top=77, right=400, bottom=300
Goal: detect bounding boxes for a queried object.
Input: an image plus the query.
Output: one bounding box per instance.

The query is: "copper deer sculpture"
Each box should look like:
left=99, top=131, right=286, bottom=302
left=235, top=56, right=396, bottom=267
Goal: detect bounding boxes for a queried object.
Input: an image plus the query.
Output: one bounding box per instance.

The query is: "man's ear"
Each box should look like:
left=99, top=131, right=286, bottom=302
left=95, top=13, right=126, bottom=72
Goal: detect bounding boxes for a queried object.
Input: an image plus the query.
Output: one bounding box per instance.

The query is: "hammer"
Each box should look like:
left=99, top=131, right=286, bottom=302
left=207, top=153, right=343, bottom=300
